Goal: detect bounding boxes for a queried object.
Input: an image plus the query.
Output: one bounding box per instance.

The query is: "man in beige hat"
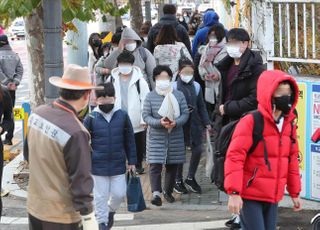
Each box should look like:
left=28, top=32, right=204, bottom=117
left=24, top=64, right=102, bottom=230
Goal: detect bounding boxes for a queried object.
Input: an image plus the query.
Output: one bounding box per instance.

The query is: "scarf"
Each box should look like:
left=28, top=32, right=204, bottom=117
left=156, top=85, right=180, bottom=126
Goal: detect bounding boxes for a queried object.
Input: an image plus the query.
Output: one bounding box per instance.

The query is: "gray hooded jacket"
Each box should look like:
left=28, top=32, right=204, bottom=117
left=0, top=45, right=23, bottom=86
left=96, top=27, right=156, bottom=89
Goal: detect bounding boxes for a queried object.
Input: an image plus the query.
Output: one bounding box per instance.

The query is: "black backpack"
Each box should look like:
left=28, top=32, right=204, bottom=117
left=211, top=110, right=271, bottom=192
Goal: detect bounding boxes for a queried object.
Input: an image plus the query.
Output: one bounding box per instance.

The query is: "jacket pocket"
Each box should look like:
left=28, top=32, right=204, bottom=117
left=246, top=167, right=259, bottom=188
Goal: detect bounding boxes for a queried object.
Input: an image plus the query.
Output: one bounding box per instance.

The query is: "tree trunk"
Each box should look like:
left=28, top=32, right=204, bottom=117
left=114, top=0, right=123, bottom=28
left=129, top=0, right=143, bottom=33
left=24, top=6, right=45, bottom=109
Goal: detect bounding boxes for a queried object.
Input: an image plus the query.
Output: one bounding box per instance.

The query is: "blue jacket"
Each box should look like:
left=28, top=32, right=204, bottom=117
left=192, top=11, right=221, bottom=57
left=84, top=109, right=137, bottom=176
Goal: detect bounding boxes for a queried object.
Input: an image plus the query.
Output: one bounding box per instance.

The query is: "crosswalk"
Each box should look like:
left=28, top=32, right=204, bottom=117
left=1, top=216, right=229, bottom=230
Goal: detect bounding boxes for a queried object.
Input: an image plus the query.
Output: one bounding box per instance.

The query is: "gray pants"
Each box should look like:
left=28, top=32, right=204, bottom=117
left=149, top=163, right=178, bottom=194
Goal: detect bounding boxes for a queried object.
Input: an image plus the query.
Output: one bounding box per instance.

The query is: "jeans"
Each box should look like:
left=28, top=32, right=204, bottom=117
left=149, top=163, right=178, bottom=194
left=176, top=144, right=202, bottom=181
left=240, top=199, right=278, bottom=230
left=28, top=214, right=81, bottom=230
left=93, top=174, right=126, bottom=225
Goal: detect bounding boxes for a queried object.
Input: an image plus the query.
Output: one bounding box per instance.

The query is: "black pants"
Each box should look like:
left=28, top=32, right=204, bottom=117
left=29, top=214, right=81, bottom=230
left=0, top=143, right=3, bottom=218
left=134, top=131, right=146, bottom=168
left=5, top=90, right=15, bottom=141
left=149, top=163, right=178, bottom=194
left=176, top=144, right=202, bottom=181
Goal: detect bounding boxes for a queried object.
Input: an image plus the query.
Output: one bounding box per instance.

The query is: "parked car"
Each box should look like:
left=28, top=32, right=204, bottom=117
left=10, top=19, right=25, bottom=40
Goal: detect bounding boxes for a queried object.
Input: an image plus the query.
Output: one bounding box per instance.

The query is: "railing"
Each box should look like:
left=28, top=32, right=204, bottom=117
left=251, top=0, right=320, bottom=68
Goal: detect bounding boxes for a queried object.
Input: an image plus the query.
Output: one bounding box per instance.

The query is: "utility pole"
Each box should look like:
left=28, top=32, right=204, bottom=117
left=42, top=0, right=63, bottom=100
left=67, top=19, right=88, bottom=67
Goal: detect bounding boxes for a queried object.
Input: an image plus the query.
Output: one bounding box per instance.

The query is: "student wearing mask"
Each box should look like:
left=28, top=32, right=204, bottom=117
left=102, top=27, right=156, bottom=90
left=173, top=59, right=211, bottom=194
left=225, top=70, right=302, bottom=229
left=143, top=65, right=189, bottom=206
left=212, top=28, right=265, bottom=229
left=109, top=51, right=150, bottom=175
left=84, top=82, right=137, bottom=230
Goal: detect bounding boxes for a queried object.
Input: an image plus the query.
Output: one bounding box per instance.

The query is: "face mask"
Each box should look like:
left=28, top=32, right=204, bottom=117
left=125, top=43, right=137, bottom=52
left=99, top=104, right=114, bottom=114
left=180, top=74, right=193, bottom=83
left=104, top=51, right=109, bottom=57
left=156, top=79, right=171, bottom=91
left=92, top=39, right=101, bottom=47
left=273, top=95, right=292, bottom=115
left=118, top=65, right=133, bottom=75
left=209, top=38, right=218, bottom=44
left=226, top=45, right=242, bottom=59
left=179, top=16, right=184, bottom=22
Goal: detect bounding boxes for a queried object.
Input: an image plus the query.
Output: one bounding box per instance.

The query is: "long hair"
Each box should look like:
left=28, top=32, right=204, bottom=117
left=88, top=33, right=103, bottom=59
left=155, top=24, right=180, bottom=46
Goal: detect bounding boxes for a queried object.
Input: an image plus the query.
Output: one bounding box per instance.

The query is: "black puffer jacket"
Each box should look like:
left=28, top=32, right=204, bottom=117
left=147, top=14, right=191, bottom=54
left=213, top=48, right=265, bottom=127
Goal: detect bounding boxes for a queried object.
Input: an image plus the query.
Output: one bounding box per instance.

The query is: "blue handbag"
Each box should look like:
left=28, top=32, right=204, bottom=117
left=126, top=171, right=146, bottom=212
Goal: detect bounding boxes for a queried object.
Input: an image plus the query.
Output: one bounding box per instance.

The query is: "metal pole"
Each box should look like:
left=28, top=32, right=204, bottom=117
left=145, top=1, right=152, bottom=22
left=67, top=19, right=88, bottom=67
left=42, top=0, right=63, bottom=100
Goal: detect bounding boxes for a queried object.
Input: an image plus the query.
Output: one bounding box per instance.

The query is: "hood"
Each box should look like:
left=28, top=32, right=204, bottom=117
left=121, top=27, right=142, bottom=46
left=257, top=70, right=299, bottom=121
left=111, top=66, right=143, bottom=84
left=203, top=10, right=220, bottom=27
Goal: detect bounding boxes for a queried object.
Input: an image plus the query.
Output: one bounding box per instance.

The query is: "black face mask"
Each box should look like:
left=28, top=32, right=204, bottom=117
left=273, top=95, right=292, bottom=115
left=99, top=104, right=114, bottom=114
left=92, top=39, right=102, bottom=47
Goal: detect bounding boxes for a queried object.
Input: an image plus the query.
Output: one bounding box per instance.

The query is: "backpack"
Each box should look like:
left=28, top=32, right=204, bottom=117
left=211, top=110, right=270, bottom=192
left=138, top=46, right=147, bottom=63
left=172, top=81, right=200, bottom=96
left=109, top=76, right=141, bottom=95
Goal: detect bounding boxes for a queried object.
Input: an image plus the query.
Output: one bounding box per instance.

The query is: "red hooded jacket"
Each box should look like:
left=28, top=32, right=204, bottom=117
left=224, top=70, right=301, bottom=203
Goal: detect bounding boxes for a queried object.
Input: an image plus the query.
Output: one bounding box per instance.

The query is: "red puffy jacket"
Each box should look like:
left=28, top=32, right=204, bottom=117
left=224, top=70, right=301, bottom=203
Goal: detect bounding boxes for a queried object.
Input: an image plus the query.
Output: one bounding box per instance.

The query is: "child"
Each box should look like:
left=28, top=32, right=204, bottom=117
left=173, top=58, right=211, bottom=194
left=225, top=70, right=302, bottom=229
left=84, top=82, right=137, bottom=230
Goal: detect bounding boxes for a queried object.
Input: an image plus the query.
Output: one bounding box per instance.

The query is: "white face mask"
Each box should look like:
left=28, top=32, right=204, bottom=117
left=156, top=79, right=171, bottom=90
left=118, top=65, right=133, bottom=75
left=226, top=45, right=242, bottom=59
left=209, top=38, right=218, bottom=44
left=180, top=75, right=193, bottom=83
left=125, top=43, right=137, bottom=52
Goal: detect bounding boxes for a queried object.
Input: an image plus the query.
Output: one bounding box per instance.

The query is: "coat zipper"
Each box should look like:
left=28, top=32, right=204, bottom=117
left=246, top=167, right=258, bottom=188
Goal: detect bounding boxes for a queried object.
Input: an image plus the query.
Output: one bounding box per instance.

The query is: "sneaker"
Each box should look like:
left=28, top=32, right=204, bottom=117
left=135, top=167, right=145, bottom=175
left=184, top=178, right=202, bottom=194
left=225, top=215, right=241, bottom=229
left=163, top=192, right=175, bottom=203
left=151, top=195, right=162, bottom=206
left=231, top=222, right=241, bottom=230
left=107, top=212, right=115, bottom=229
left=3, top=139, right=12, bottom=145
left=99, top=223, right=108, bottom=230
left=174, top=180, right=189, bottom=194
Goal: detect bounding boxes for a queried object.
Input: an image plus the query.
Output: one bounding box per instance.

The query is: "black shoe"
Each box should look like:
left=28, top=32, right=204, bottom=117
left=231, top=222, right=241, bottom=230
left=174, top=180, right=189, bottom=194
left=184, top=177, right=202, bottom=194
left=99, top=223, right=108, bottom=230
left=225, top=215, right=241, bottom=229
left=135, top=167, right=145, bottom=175
left=3, top=139, right=12, bottom=145
left=151, top=195, right=162, bottom=206
left=107, top=212, right=115, bottom=228
left=163, top=192, right=175, bottom=203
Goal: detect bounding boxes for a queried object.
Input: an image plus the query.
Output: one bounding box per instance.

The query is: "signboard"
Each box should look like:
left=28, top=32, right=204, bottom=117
left=13, top=107, right=24, bottom=121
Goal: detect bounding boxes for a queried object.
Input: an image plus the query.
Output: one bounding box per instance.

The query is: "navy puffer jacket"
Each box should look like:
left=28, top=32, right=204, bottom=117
left=84, top=109, right=137, bottom=176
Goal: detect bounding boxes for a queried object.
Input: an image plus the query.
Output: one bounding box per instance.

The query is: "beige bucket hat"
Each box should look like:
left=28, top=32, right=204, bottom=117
left=49, top=64, right=103, bottom=90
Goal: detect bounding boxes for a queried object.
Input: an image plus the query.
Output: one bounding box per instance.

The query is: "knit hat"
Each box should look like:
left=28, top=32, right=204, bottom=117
left=0, top=35, right=9, bottom=46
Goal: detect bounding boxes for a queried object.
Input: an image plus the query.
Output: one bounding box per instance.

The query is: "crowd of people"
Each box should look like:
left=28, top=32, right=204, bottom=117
left=0, top=3, right=304, bottom=230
